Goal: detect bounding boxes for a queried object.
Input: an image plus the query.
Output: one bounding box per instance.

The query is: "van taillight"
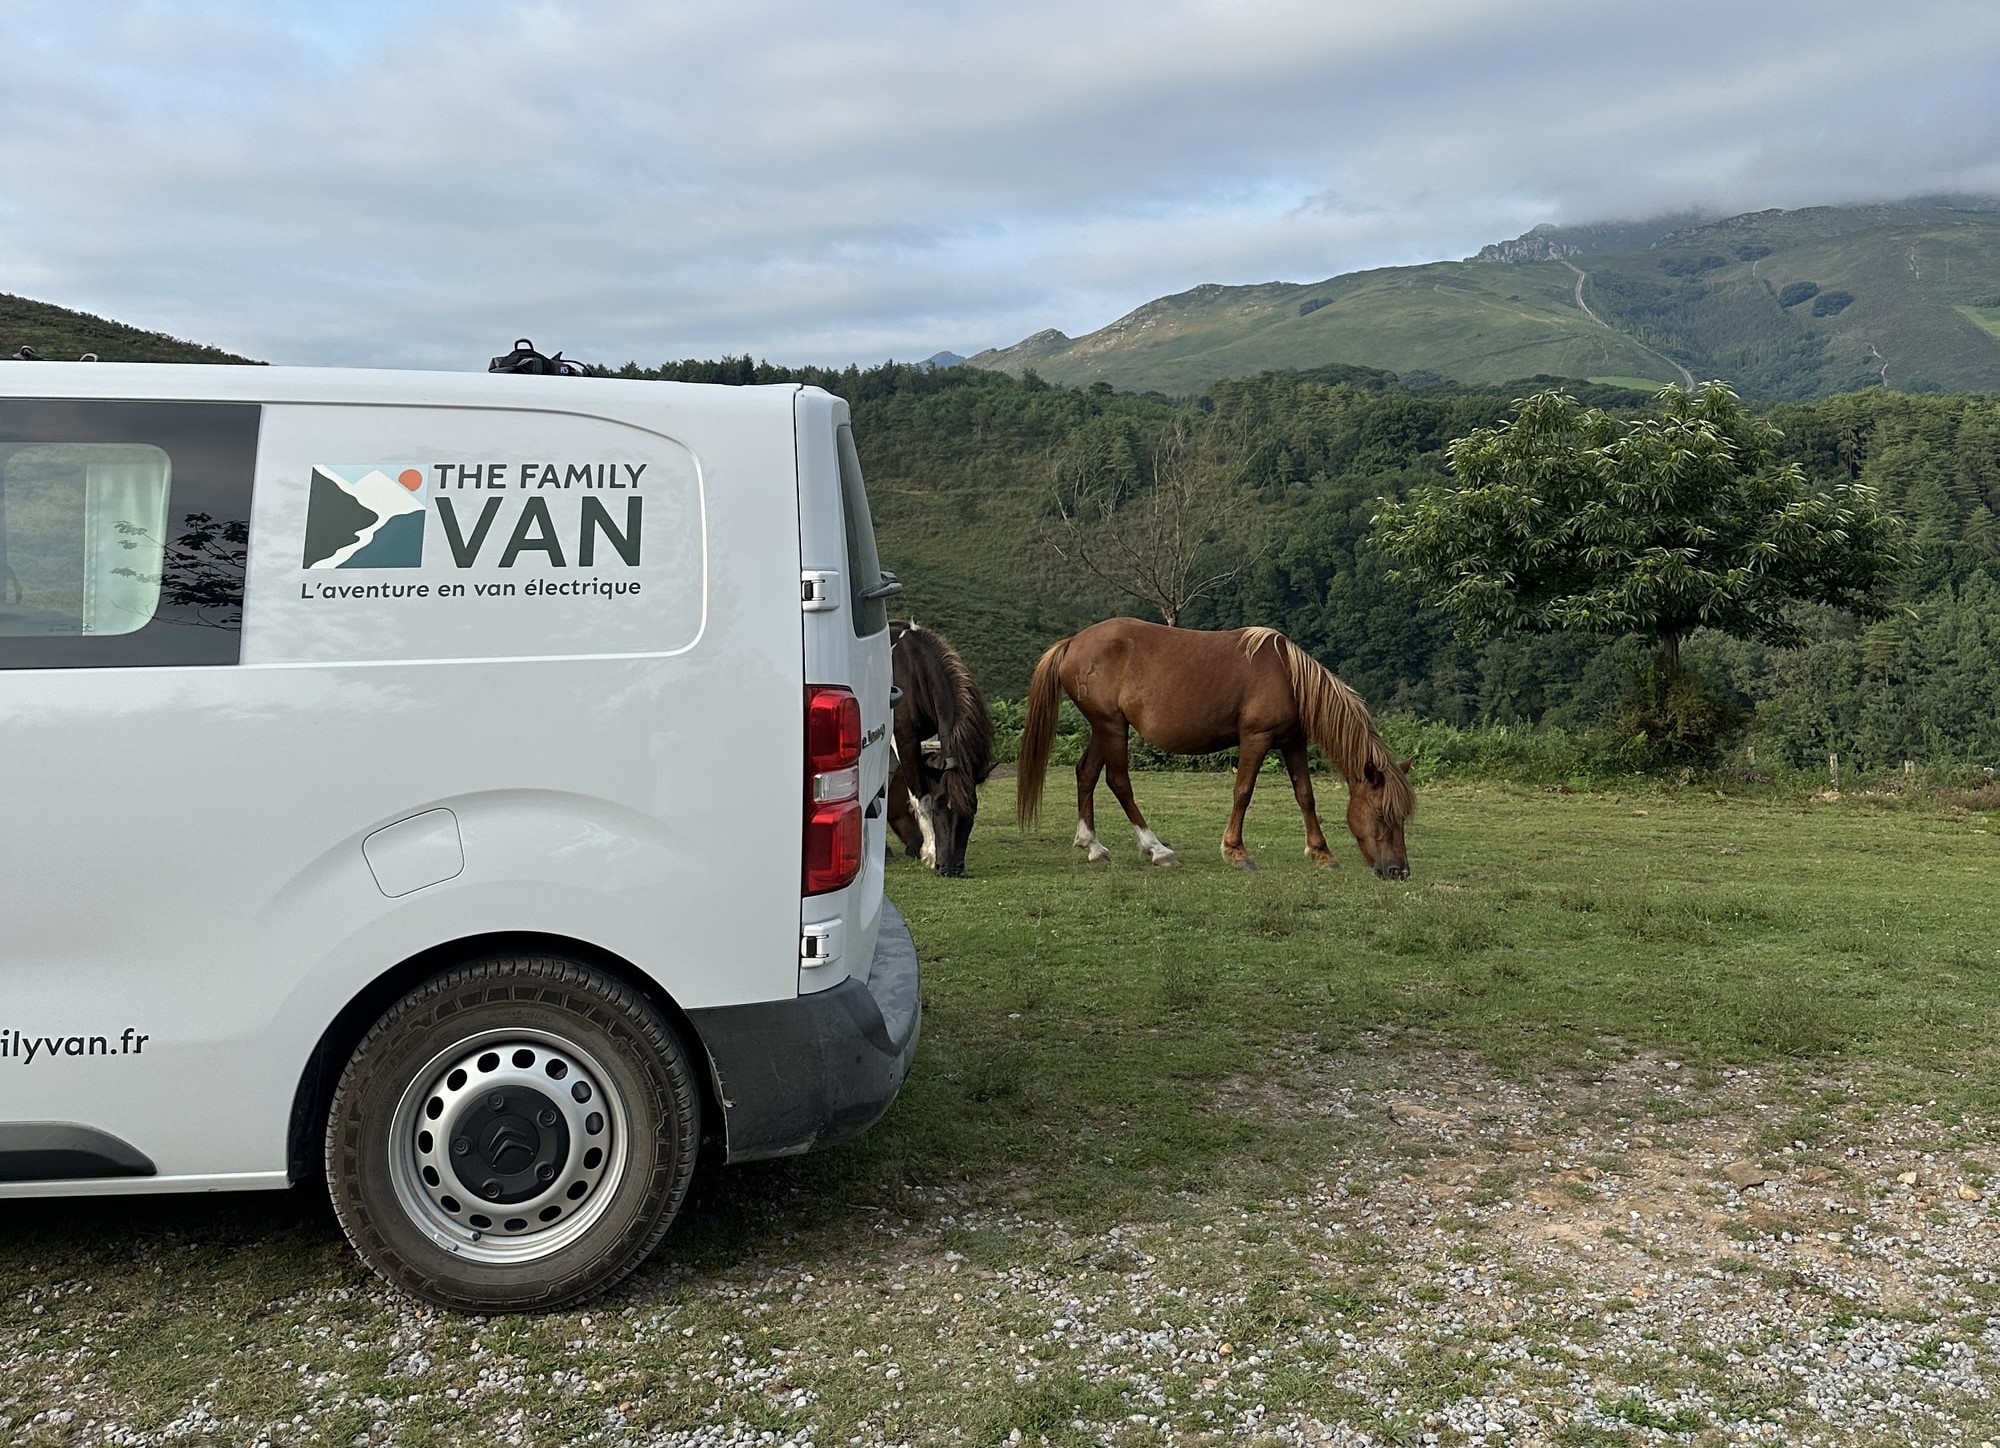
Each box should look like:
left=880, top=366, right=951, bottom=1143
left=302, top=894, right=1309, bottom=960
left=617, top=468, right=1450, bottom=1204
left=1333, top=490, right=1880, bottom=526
left=806, top=686, right=863, bottom=774
left=805, top=686, right=863, bottom=894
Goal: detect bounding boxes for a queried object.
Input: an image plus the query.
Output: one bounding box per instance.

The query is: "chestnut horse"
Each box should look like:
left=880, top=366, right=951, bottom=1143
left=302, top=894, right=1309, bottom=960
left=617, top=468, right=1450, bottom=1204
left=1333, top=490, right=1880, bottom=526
left=1016, top=619, right=1413, bottom=877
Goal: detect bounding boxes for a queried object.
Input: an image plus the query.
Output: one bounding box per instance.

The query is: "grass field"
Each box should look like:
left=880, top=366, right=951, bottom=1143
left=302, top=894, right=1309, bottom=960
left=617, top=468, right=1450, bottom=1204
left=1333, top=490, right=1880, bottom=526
left=6, top=776, right=2000, bottom=1446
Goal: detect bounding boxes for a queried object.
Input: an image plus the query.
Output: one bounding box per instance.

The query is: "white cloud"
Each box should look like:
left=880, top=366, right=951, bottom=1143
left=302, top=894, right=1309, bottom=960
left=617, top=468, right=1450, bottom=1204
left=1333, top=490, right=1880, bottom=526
left=1, top=0, right=1994, bottom=368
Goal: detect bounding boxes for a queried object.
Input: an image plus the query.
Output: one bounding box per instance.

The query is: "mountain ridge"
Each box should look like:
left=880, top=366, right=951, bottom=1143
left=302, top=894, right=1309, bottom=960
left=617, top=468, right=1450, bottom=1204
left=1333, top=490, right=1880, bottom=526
left=968, top=201, right=2000, bottom=398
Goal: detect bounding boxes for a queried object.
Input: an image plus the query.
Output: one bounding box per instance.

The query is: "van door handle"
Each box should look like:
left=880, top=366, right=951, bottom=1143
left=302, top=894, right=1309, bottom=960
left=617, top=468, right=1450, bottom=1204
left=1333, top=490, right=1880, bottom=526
left=859, top=571, right=903, bottom=600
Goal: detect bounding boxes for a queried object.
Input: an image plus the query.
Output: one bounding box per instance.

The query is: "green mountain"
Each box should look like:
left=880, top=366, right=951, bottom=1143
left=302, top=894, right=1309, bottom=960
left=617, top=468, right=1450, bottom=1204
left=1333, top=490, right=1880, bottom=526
left=968, top=203, right=2000, bottom=399
left=0, top=293, right=256, bottom=364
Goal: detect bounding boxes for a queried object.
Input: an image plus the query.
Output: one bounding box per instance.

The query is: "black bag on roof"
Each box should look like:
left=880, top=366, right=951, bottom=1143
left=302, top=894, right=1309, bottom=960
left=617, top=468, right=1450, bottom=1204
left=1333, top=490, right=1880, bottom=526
left=488, top=338, right=589, bottom=376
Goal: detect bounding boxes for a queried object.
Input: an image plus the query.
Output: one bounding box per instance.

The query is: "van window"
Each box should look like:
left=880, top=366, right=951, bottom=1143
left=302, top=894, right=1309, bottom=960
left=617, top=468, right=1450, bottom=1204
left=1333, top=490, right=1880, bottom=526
left=0, top=400, right=258, bottom=669
left=0, top=444, right=171, bottom=638
left=835, top=423, right=888, bottom=637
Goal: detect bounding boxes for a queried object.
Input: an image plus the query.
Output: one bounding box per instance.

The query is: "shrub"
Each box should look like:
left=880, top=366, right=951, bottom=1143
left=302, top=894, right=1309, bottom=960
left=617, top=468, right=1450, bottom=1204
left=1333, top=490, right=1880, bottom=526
left=1377, top=717, right=1602, bottom=784
left=1592, top=667, right=1750, bottom=771
left=1778, top=281, right=1820, bottom=308
left=1659, top=254, right=1730, bottom=278
left=1811, top=290, right=1855, bottom=317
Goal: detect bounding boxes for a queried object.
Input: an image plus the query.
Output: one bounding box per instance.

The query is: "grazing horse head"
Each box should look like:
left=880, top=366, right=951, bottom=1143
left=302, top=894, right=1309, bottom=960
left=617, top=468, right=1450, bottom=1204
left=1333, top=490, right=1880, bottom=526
left=1346, top=749, right=1415, bottom=880
left=1245, top=626, right=1416, bottom=879
left=889, top=620, right=994, bottom=877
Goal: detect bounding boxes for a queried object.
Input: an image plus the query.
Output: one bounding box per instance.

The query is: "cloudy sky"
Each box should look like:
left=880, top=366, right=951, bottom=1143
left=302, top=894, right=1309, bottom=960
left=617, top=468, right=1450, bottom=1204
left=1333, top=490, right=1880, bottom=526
left=4, top=0, right=1996, bottom=370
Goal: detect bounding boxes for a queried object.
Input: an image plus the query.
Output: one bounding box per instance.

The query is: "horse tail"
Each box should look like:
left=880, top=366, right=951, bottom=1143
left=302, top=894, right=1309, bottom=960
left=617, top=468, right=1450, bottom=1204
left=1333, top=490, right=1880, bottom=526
left=1016, top=636, right=1071, bottom=828
left=1255, top=630, right=1415, bottom=825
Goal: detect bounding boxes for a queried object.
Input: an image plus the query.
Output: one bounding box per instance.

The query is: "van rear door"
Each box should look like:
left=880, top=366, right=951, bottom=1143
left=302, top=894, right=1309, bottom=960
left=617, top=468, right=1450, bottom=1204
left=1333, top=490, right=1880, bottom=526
left=795, top=390, right=893, bottom=993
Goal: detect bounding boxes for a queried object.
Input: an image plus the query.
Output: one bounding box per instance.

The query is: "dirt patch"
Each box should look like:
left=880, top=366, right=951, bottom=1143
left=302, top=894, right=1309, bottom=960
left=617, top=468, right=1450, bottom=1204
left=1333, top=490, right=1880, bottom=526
left=6, top=1052, right=1999, bottom=1446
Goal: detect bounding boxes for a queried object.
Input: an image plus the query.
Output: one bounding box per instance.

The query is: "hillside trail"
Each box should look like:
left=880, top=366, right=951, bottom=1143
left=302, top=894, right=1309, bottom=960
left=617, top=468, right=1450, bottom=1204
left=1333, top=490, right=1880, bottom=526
left=1560, top=259, right=1695, bottom=389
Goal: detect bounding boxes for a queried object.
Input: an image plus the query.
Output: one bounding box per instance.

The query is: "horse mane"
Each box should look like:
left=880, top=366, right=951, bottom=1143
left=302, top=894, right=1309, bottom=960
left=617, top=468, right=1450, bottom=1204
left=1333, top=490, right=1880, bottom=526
left=1240, top=627, right=1414, bottom=825
left=896, top=621, right=994, bottom=817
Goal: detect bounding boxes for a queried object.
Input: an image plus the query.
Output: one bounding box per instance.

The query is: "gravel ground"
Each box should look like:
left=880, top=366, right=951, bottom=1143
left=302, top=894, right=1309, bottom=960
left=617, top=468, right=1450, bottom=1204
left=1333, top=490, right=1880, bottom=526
left=6, top=1050, right=2000, bottom=1446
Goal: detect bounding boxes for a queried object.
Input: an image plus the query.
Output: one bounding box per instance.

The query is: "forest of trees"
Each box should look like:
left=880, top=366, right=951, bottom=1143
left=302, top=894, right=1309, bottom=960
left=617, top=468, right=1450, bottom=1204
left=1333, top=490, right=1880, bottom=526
left=614, top=355, right=2000, bottom=777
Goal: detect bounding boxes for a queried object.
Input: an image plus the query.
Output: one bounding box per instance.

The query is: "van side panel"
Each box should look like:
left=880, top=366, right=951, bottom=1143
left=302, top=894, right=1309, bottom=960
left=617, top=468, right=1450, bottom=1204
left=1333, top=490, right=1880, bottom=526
left=0, top=373, right=806, bottom=1186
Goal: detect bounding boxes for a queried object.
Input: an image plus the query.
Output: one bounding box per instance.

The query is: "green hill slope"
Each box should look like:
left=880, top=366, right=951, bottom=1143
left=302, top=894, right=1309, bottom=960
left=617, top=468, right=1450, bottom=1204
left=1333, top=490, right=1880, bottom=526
left=969, top=204, right=2000, bottom=399
left=1585, top=208, right=2000, bottom=397
left=0, top=294, right=256, bottom=364
left=994, top=263, right=1684, bottom=398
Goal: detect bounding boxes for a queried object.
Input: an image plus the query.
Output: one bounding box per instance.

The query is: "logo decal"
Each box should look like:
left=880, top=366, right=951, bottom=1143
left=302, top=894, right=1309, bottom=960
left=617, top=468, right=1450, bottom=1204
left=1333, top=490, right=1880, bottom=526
left=303, top=465, right=427, bottom=569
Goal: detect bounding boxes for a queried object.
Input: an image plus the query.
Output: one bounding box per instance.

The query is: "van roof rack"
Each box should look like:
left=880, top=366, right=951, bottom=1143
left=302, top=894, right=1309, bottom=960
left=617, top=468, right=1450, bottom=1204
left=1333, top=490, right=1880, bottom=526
left=489, top=338, right=590, bottom=376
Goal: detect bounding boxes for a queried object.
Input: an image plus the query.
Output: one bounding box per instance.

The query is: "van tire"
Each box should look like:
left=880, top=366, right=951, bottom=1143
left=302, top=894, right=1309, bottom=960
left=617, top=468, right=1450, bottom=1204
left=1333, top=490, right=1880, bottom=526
left=325, top=954, right=700, bottom=1312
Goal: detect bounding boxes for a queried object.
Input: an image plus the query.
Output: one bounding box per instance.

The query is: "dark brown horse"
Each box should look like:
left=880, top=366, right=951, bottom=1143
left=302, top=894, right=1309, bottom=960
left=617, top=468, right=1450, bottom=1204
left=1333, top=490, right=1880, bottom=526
left=1016, top=619, right=1413, bottom=877
left=887, top=620, right=995, bottom=876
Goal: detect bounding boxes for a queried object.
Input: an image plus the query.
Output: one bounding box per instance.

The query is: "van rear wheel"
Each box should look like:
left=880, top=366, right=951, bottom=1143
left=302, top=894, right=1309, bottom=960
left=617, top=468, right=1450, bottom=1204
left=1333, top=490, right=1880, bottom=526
left=325, top=954, right=699, bottom=1312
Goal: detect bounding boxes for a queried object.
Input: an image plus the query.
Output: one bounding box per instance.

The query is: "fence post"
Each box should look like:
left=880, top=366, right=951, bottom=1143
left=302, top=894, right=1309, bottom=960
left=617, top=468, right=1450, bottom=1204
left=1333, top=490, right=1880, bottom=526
left=1829, top=752, right=1840, bottom=790
left=1747, top=744, right=1756, bottom=767
left=1904, top=759, right=1916, bottom=779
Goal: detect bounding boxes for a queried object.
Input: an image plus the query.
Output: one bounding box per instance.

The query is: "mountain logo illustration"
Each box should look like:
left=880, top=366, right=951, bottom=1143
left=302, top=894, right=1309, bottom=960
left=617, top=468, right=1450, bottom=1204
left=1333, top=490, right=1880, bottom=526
left=303, top=465, right=427, bottom=569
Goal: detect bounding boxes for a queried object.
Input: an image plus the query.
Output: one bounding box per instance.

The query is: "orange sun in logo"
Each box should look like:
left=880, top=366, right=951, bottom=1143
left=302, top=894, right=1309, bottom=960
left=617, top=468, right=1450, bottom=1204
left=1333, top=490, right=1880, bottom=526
left=397, top=468, right=424, bottom=491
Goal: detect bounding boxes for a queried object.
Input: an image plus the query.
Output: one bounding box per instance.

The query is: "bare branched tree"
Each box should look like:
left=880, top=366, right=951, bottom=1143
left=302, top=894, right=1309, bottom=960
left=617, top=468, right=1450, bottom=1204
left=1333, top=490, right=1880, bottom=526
left=1043, top=414, right=1260, bottom=627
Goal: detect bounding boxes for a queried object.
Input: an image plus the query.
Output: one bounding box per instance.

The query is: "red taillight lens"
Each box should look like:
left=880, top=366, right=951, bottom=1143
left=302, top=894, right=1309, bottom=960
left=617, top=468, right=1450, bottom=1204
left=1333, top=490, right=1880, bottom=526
left=806, top=687, right=862, bottom=774
left=804, top=800, right=864, bottom=894
left=805, top=685, right=865, bottom=894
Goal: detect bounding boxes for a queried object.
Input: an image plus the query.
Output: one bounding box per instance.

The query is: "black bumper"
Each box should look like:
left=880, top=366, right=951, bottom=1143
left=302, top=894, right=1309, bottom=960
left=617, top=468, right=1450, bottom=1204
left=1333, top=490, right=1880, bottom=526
left=686, top=900, right=921, bottom=1162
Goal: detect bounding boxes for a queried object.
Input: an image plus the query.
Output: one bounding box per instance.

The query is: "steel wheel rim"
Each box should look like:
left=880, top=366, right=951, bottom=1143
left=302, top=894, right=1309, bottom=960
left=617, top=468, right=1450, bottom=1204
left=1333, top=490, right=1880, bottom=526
left=389, top=1028, right=631, bottom=1265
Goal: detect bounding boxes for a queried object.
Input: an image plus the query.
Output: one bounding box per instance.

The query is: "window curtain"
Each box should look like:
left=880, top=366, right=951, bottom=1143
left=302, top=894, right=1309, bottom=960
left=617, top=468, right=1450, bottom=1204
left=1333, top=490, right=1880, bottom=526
left=81, top=448, right=171, bottom=637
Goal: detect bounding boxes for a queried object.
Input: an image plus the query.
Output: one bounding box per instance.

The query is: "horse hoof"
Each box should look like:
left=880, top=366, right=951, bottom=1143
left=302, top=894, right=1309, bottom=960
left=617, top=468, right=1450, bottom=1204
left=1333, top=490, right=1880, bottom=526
left=1087, top=845, right=1113, bottom=863
left=1234, top=856, right=1259, bottom=871
left=1308, top=851, right=1339, bottom=870
left=1151, top=850, right=1180, bottom=867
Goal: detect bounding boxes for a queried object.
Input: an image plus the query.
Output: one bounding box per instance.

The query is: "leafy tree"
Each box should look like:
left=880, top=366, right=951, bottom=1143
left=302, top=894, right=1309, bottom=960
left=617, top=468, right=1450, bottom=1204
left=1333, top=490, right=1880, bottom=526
left=1371, top=382, right=1903, bottom=753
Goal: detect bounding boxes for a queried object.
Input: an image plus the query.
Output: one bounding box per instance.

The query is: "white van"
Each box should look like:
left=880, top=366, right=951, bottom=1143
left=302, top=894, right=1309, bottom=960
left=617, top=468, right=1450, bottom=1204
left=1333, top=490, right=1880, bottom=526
left=0, top=362, right=917, bottom=1311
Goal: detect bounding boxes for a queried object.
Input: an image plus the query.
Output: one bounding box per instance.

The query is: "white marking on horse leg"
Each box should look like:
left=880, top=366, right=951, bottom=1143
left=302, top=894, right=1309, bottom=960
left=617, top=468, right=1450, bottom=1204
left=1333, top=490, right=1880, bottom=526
left=1074, top=817, right=1111, bottom=862
left=913, top=794, right=940, bottom=869
left=1135, top=825, right=1178, bottom=865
